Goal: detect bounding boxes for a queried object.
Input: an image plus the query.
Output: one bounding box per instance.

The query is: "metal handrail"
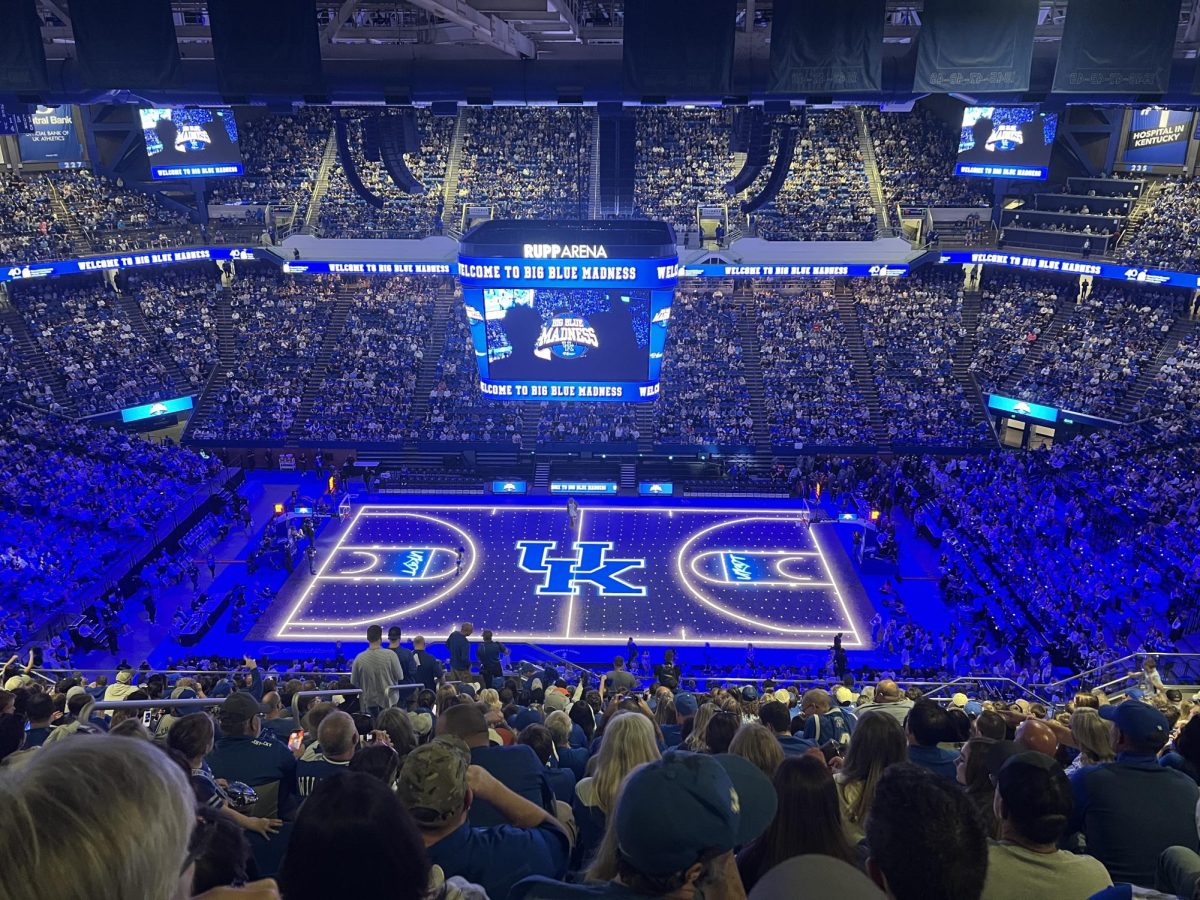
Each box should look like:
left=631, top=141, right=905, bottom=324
left=1043, top=652, right=1200, bottom=692
left=290, top=685, right=422, bottom=719
left=918, top=676, right=1050, bottom=707
left=90, top=697, right=227, bottom=712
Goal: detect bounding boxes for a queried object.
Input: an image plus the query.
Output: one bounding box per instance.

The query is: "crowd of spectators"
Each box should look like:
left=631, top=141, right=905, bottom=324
left=752, top=111, right=877, bottom=242
left=1012, top=283, right=1182, bottom=415
left=1117, top=174, right=1200, bottom=271
left=425, top=305, right=523, bottom=444
left=969, top=272, right=1064, bottom=395
left=865, top=107, right=993, bottom=208
left=318, top=110, right=453, bottom=239
left=303, top=277, right=441, bottom=441
left=654, top=289, right=753, bottom=446
left=455, top=108, right=592, bottom=220
left=188, top=271, right=336, bottom=441
left=11, top=277, right=180, bottom=415
left=0, top=172, right=75, bottom=264
left=536, top=403, right=640, bottom=446
left=54, top=170, right=193, bottom=248
left=1134, top=324, right=1200, bottom=436
left=632, top=109, right=739, bottom=234
left=758, top=287, right=875, bottom=447
left=930, top=429, right=1196, bottom=673
left=208, top=109, right=333, bottom=208
left=3, top=640, right=1199, bottom=899
left=0, top=409, right=220, bottom=655
left=856, top=271, right=993, bottom=446
left=132, top=267, right=224, bottom=391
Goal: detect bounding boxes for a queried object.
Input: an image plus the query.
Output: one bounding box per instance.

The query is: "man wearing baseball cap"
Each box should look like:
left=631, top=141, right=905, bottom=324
left=206, top=691, right=299, bottom=819
left=1065, top=700, right=1199, bottom=886
left=510, top=750, right=777, bottom=899
left=397, top=735, right=569, bottom=900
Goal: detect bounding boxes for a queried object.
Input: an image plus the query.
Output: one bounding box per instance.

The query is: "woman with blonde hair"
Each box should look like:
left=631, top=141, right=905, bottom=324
left=572, top=711, right=661, bottom=869
left=683, top=702, right=718, bottom=752
left=1066, top=708, right=1116, bottom=773
left=833, top=710, right=907, bottom=843
left=728, top=722, right=784, bottom=778
left=0, top=735, right=279, bottom=899
left=477, top=688, right=502, bottom=713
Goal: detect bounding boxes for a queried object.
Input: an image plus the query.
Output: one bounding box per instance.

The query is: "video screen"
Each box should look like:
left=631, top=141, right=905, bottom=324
left=1121, top=108, right=1194, bottom=169
left=140, top=108, right=243, bottom=180
left=483, top=287, right=651, bottom=383
left=955, top=106, right=1058, bottom=180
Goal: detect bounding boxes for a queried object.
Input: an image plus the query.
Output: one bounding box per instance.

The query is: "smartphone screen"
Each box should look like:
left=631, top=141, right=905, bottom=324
left=288, top=729, right=305, bottom=751
left=141, top=709, right=154, bottom=727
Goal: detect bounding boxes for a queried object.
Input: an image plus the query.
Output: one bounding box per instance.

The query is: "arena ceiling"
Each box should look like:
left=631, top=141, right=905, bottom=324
left=23, top=0, right=1200, bottom=104
left=33, top=1, right=1200, bottom=60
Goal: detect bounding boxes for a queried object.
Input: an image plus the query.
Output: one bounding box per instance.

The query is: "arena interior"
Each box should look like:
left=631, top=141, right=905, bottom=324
left=2, top=2, right=1200, bottom=898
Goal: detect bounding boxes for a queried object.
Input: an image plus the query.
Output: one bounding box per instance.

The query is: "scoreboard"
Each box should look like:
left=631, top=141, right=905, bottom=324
left=457, top=220, right=678, bottom=402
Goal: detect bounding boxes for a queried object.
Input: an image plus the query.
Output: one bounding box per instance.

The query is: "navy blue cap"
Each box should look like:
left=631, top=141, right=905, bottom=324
left=674, top=692, right=698, bottom=717
left=615, top=751, right=777, bottom=877
left=1099, top=700, right=1169, bottom=743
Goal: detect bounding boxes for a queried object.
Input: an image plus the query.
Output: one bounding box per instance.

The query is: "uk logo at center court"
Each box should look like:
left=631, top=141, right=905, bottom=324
left=516, top=540, right=646, bottom=597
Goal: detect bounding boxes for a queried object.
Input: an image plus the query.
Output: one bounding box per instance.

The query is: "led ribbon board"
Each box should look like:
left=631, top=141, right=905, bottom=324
left=120, top=395, right=194, bottom=423
left=939, top=250, right=1200, bottom=290
left=458, top=220, right=678, bottom=403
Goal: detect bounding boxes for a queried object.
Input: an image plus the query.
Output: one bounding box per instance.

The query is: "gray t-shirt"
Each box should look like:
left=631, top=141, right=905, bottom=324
left=981, top=841, right=1111, bottom=900
left=604, top=669, right=637, bottom=692
left=351, top=647, right=404, bottom=710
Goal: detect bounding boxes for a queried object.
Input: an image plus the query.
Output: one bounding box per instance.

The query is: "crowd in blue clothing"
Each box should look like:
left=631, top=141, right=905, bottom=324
left=2, top=638, right=1199, bottom=899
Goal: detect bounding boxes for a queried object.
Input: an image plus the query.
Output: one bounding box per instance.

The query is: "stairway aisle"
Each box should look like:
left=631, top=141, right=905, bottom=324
left=954, top=289, right=997, bottom=443
left=588, top=114, right=602, bottom=219
left=0, top=299, right=75, bottom=413
left=183, top=286, right=236, bottom=443
left=1004, top=293, right=1077, bottom=390
left=302, top=128, right=339, bottom=234
left=45, top=175, right=94, bottom=256
left=854, top=109, right=891, bottom=237
left=834, top=286, right=891, bottom=454
left=732, top=294, right=773, bottom=453
left=114, top=290, right=192, bottom=397
left=285, top=287, right=356, bottom=443
left=1115, top=181, right=1164, bottom=252
left=440, top=111, right=469, bottom=235
left=409, top=289, right=457, bottom=424
left=1115, top=316, right=1197, bottom=420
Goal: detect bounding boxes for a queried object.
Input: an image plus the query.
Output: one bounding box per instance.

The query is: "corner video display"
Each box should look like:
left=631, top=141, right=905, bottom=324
left=955, top=106, right=1058, bottom=180
left=1120, top=108, right=1194, bottom=170
left=140, top=108, right=243, bottom=180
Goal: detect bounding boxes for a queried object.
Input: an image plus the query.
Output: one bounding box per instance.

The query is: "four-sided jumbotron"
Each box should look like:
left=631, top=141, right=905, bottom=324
left=272, top=503, right=865, bottom=648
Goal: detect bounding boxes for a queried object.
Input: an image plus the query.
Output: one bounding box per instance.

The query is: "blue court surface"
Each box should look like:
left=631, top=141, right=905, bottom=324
left=268, top=502, right=869, bottom=648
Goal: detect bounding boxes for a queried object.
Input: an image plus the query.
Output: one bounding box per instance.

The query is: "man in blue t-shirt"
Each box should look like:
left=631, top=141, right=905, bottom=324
left=758, top=700, right=816, bottom=756
left=447, top=622, right=473, bottom=682
left=397, top=736, right=569, bottom=900
left=296, top=709, right=356, bottom=797
left=388, top=626, right=416, bottom=683
left=206, top=691, right=299, bottom=819
left=437, top=702, right=555, bottom=824
left=905, top=700, right=959, bottom=779
left=411, top=635, right=444, bottom=691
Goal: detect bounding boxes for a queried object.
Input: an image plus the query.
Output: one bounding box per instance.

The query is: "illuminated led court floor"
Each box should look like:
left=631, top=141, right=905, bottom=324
left=266, top=504, right=869, bottom=648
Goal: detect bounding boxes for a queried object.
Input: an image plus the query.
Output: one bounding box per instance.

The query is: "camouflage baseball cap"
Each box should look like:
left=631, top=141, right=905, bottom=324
left=397, top=736, right=471, bottom=825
